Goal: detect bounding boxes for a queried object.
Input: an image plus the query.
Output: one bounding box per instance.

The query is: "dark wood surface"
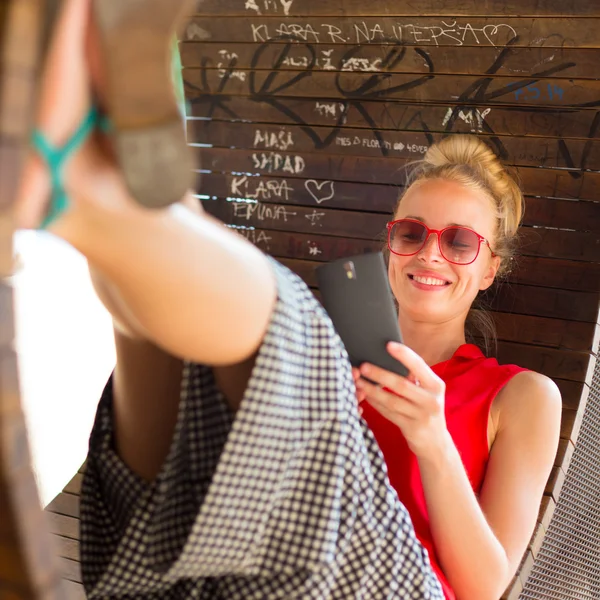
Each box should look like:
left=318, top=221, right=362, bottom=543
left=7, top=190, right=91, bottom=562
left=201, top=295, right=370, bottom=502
left=195, top=147, right=600, bottom=201
left=185, top=16, right=600, bottom=48
left=187, top=95, right=600, bottom=139
left=44, top=467, right=86, bottom=599
left=192, top=0, right=600, bottom=17
left=189, top=120, right=600, bottom=172
left=1, top=0, right=72, bottom=598
left=181, top=43, right=600, bottom=79
left=196, top=172, right=599, bottom=232
left=185, top=67, right=600, bottom=107
left=184, top=3, right=600, bottom=598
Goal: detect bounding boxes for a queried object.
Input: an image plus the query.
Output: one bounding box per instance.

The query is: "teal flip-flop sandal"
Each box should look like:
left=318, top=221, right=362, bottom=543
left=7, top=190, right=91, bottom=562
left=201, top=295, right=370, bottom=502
left=31, top=105, right=107, bottom=229
left=32, top=25, right=190, bottom=229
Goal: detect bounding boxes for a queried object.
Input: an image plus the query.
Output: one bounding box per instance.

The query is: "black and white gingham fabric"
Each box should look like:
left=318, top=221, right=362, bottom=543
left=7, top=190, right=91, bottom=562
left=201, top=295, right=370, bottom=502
left=80, top=259, right=444, bottom=599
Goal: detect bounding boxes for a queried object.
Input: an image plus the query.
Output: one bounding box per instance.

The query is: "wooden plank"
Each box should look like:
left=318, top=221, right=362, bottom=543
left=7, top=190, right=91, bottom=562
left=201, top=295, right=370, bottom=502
left=554, top=438, right=575, bottom=470
left=219, top=226, right=600, bottom=321
left=197, top=172, right=598, bottom=232
left=60, top=557, right=81, bottom=584
left=486, top=341, right=591, bottom=382
left=53, top=535, right=79, bottom=562
left=518, top=550, right=536, bottom=589
left=518, top=227, right=599, bottom=263
left=198, top=172, right=399, bottom=213
left=545, top=465, right=567, bottom=501
left=187, top=96, right=600, bottom=140
left=485, top=312, right=597, bottom=352
left=192, top=0, right=600, bottom=17
left=203, top=198, right=599, bottom=262
left=189, top=120, right=600, bottom=172
left=45, top=492, right=79, bottom=519
left=228, top=222, right=382, bottom=259
left=47, top=513, right=79, bottom=541
left=63, top=579, right=86, bottom=600
left=182, top=43, right=600, bottom=80
left=560, top=408, right=580, bottom=442
left=480, top=283, right=599, bottom=324
left=202, top=197, right=389, bottom=239
left=185, top=67, right=600, bottom=108
left=196, top=148, right=600, bottom=201
left=186, top=17, right=600, bottom=47
left=509, top=256, right=600, bottom=293
left=522, top=197, right=598, bottom=233
left=284, top=262, right=600, bottom=352
left=537, top=495, right=556, bottom=531
left=553, top=380, right=585, bottom=412
left=569, top=379, right=592, bottom=445
left=275, top=254, right=600, bottom=295
left=62, top=473, right=82, bottom=496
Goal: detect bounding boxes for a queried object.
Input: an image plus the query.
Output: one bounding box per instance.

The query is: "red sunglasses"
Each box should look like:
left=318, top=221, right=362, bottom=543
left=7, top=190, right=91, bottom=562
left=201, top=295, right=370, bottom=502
left=387, top=219, right=496, bottom=265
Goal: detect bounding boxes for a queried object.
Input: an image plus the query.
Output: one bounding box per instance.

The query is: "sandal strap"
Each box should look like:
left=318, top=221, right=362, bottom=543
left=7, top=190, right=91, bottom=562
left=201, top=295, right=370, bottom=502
left=32, top=106, right=102, bottom=228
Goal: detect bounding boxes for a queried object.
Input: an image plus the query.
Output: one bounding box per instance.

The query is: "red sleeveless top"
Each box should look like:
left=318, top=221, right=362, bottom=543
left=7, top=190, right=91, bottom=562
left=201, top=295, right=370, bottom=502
left=361, top=344, right=527, bottom=599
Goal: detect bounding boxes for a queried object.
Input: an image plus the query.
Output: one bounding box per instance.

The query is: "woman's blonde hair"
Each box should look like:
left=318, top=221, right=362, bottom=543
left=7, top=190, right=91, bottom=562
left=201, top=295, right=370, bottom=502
left=393, top=134, right=525, bottom=353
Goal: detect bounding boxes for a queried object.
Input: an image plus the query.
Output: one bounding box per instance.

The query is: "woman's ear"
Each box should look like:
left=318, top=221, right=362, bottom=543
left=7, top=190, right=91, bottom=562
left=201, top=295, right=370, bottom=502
left=479, top=254, right=501, bottom=291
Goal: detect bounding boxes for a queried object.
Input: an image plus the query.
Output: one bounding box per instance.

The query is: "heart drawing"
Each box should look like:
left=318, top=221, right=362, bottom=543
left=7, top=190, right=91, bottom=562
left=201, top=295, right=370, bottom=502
left=305, top=180, right=335, bottom=204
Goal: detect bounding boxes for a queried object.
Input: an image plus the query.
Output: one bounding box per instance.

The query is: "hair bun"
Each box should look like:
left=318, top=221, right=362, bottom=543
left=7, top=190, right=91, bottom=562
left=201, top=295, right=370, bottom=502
left=400, top=135, right=523, bottom=272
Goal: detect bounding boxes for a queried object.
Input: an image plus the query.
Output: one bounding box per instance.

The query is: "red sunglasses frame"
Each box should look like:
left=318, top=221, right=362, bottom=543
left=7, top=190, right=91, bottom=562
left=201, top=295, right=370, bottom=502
left=386, top=218, right=496, bottom=265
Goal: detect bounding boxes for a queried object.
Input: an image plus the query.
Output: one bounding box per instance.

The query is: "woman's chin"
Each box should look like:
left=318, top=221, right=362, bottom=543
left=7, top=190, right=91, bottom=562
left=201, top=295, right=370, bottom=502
left=397, top=301, right=449, bottom=325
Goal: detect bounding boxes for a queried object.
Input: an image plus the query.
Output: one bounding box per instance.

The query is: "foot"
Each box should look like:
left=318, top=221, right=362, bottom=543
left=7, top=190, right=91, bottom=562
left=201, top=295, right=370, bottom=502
left=15, top=0, right=194, bottom=233
left=15, top=0, right=96, bottom=230
left=92, top=0, right=195, bottom=208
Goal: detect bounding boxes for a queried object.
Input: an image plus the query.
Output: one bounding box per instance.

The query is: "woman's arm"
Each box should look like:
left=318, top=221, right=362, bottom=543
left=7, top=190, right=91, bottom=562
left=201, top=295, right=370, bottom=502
left=419, top=371, right=561, bottom=600
left=53, top=166, right=276, bottom=366
left=356, top=345, right=562, bottom=600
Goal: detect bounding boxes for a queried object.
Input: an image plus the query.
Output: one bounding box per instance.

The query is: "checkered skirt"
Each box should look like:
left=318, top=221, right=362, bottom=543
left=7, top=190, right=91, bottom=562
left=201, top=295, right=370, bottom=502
left=80, top=259, right=444, bottom=599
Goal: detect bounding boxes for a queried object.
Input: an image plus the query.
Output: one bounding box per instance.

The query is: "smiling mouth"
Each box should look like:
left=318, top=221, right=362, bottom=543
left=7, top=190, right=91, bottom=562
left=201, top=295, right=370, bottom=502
left=409, top=274, right=451, bottom=286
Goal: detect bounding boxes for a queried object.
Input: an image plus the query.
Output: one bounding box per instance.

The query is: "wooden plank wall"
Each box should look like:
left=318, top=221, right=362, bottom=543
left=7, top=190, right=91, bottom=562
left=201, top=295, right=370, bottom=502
left=179, top=0, right=600, bottom=597
left=44, top=1, right=600, bottom=598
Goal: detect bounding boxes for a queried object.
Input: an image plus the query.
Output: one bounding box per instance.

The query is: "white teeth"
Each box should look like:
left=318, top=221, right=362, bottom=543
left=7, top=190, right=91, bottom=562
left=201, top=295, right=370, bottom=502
left=413, top=276, right=447, bottom=286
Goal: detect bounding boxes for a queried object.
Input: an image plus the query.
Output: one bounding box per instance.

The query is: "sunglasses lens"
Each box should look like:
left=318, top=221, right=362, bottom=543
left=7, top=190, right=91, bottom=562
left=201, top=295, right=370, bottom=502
left=389, top=221, right=427, bottom=255
left=440, top=228, right=480, bottom=264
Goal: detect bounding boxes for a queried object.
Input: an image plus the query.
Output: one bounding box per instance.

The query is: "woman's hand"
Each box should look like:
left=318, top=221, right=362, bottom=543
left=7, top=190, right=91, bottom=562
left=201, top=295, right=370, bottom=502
left=354, top=342, right=449, bottom=460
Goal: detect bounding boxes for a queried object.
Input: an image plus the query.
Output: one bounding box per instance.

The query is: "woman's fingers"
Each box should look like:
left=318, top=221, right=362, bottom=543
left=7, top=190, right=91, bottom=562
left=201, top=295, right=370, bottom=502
left=358, top=363, right=422, bottom=402
left=356, top=373, right=429, bottom=406
left=387, top=342, right=442, bottom=390
left=355, top=378, right=419, bottom=421
left=352, top=368, right=367, bottom=406
left=358, top=343, right=443, bottom=396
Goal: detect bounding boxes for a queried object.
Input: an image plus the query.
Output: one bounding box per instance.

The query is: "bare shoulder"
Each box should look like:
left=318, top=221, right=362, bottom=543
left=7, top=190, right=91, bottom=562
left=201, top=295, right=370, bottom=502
left=495, top=370, right=562, bottom=432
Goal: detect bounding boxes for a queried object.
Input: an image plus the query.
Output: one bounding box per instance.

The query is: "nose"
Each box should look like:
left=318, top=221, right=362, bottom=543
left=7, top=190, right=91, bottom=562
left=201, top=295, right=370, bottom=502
left=417, top=232, right=444, bottom=262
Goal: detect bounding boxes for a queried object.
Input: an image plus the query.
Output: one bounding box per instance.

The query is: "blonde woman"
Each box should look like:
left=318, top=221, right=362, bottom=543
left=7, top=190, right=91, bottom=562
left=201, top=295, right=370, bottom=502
left=355, top=136, right=561, bottom=599
left=16, top=0, right=560, bottom=598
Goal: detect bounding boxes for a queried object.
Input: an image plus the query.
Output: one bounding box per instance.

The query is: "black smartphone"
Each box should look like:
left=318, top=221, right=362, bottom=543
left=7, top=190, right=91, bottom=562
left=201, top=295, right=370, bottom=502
left=316, top=252, right=409, bottom=377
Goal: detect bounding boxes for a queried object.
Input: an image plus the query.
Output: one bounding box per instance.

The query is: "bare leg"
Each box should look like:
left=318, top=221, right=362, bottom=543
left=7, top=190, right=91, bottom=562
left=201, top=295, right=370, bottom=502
left=15, top=0, right=277, bottom=482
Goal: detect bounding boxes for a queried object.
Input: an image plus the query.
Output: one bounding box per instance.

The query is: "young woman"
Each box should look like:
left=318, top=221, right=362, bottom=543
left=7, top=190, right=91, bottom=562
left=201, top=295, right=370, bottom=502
left=353, top=137, right=562, bottom=599
left=14, top=0, right=560, bottom=598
